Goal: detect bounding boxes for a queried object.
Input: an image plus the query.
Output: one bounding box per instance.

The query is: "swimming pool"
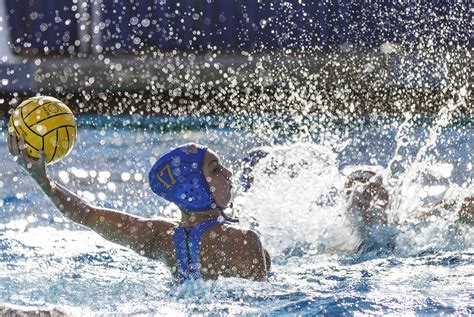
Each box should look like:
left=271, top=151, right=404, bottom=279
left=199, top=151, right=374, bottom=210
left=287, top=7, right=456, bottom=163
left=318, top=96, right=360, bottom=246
left=0, top=113, right=473, bottom=315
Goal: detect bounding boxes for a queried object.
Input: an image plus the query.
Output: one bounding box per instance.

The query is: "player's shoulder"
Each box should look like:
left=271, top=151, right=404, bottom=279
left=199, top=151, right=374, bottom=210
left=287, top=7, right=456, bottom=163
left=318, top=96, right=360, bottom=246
left=215, top=223, right=262, bottom=246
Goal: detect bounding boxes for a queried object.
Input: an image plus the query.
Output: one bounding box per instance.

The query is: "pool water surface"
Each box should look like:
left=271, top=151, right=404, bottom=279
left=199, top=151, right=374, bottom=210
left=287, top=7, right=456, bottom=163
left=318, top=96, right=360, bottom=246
left=0, top=114, right=473, bottom=315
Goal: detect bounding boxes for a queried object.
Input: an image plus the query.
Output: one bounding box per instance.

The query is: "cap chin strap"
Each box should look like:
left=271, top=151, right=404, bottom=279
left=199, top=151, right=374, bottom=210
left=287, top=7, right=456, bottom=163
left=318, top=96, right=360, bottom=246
left=218, top=202, right=240, bottom=223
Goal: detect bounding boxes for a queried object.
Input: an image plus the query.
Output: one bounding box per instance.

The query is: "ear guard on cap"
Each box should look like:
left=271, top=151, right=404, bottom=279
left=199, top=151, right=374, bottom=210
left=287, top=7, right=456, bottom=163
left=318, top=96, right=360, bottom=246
left=148, top=143, right=216, bottom=212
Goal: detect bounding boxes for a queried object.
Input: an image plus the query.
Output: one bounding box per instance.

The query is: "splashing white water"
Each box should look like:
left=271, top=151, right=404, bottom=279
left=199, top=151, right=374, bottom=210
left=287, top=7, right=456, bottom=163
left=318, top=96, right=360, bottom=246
left=234, top=143, right=359, bottom=256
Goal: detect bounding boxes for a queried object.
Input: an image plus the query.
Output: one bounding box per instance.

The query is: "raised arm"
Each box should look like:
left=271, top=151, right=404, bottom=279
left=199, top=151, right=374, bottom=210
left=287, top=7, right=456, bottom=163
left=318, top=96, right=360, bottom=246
left=8, top=132, right=174, bottom=258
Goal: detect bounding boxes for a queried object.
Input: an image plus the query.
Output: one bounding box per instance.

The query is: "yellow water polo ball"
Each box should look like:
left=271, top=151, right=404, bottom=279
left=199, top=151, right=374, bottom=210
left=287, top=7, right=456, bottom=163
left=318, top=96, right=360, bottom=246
left=8, top=96, right=77, bottom=164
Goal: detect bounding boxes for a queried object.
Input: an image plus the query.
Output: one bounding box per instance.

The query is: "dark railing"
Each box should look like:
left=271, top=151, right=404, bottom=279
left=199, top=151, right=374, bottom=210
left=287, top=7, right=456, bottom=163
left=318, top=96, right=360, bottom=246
left=5, top=0, right=470, bottom=55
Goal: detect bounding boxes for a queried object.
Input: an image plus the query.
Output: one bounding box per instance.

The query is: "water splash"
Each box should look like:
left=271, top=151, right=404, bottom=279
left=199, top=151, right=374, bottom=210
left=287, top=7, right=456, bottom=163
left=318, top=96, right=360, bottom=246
left=234, top=142, right=359, bottom=256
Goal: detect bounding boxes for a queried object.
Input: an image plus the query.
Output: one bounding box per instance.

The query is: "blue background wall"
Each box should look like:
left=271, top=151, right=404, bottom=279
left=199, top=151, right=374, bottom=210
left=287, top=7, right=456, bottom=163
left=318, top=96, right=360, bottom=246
left=5, top=0, right=470, bottom=54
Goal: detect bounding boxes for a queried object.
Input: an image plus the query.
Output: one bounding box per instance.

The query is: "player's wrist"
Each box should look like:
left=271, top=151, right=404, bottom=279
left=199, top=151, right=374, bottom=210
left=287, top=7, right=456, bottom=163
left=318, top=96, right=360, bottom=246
left=35, top=174, right=54, bottom=190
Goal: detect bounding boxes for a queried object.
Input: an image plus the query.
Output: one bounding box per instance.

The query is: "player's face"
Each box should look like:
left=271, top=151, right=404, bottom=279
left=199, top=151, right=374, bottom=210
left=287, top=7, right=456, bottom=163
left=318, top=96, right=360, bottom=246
left=203, top=150, right=233, bottom=209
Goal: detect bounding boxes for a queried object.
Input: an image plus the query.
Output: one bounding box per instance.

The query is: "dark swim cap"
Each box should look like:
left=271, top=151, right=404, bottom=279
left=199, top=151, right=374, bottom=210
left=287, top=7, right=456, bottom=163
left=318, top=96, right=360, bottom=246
left=240, top=148, right=269, bottom=191
left=148, top=143, right=216, bottom=212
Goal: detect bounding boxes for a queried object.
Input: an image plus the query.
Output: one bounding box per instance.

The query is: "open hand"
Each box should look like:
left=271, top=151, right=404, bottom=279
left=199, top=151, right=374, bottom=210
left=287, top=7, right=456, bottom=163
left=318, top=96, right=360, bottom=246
left=7, top=132, right=48, bottom=185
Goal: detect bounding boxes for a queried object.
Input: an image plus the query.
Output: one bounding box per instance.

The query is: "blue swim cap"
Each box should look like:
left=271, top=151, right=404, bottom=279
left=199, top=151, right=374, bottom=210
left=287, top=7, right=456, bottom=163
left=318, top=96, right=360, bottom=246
left=240, top=148, right=269, bottom=192
left=148, top=143, right=216, bottom=212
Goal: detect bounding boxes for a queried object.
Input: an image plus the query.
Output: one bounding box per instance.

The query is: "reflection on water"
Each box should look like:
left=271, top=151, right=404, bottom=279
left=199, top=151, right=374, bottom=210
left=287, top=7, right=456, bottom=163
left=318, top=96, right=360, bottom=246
left=0, top=114, right=472, bottom=315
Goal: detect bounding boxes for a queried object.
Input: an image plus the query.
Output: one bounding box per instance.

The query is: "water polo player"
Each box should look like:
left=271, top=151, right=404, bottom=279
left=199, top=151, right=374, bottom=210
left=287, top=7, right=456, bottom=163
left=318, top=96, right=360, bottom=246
left=240, top=147, right=474, bottom=252
left=8, top=134, right=270, bottom=283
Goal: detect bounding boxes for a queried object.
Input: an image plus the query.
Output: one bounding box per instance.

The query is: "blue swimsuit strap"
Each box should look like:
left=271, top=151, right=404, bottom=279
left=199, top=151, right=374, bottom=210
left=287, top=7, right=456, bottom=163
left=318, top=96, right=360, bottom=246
left=173, top=219, right=225, bottom=284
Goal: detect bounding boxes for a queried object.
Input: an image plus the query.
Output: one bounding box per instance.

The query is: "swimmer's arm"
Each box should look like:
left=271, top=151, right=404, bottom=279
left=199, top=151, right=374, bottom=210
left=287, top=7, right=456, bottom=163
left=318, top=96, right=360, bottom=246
left=8, top=132, right=93, bottom=225
left=8, top=134, right=173, bottom=257
left=80, top=206, right=175, bottom=257
left=264, top=249, right=272, bottom=272
left=413, top=197, right=473, bottom=223
left=38, top=178, right=174, bottom=257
